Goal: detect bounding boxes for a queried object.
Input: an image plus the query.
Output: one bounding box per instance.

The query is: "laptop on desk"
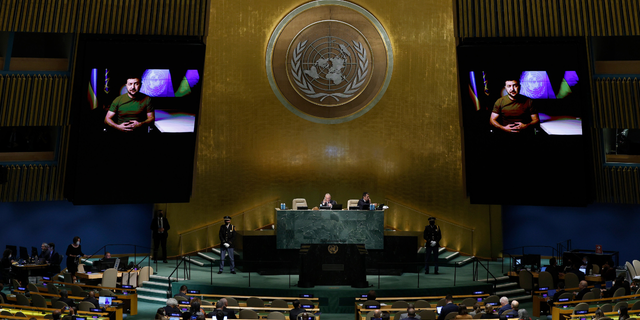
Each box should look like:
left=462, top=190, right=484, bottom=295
left=98, top=296, right=113, bottom=308
left=332, top=204, right=343, bottom=210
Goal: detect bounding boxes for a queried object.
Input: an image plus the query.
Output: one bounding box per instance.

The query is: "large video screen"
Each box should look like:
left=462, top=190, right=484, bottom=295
left=65, top=36, right=205, bottom=204
left=458, top=39, right=592, bottom=206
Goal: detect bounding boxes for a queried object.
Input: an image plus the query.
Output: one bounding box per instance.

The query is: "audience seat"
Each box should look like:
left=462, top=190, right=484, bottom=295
left=79, top=301, right=96, bottom=311
left=53, top=300, right=68, bottom=309
left=625, top=262, right=637, bottom=280
left=15, top=293, right=30, bottom=306
left=239, top=309, right=259, bottom=319
left=592, top=264, right=600, bottom=274
left=271, top=299, right=289, bottom=308
left=292, top=198, right=308, bottom=210
left=201, top=300, right=213, bottom=306
left=101, top=268, right=118, bottom=288
left=0, top=311, right=11, bottom=316
left=44, top=314, right=53, bottom=319
left=247, top=297, right=264, bottom=307
left=444, top=312, right=458, bottom=320
left=393, top=311, right=402, bottom=320
left=419, top=310, right=436, bottom=320
left=563, top=273, right=579, bottom=290
left=391, top=301, right=409, bottom=308
left=226, top=297, right=239, bottom=306
left=414, top=300, right=430, bottom=309
left=347, top=199, right=359, bottom=209
left=436, top=298, right=447, bottom=307
left=63, top=273, right=73, bottom=284
left=631, top=301, right=640, bottom=310
left=299, top=299, right=314, bottom=307
left=137, top=266, right=153, bottom=287
left=558, top=292, right=574, bottom=301
left=472, top=313, right=482, bottom=319
left=31, top=294, right=47, bottom=308
left=174, top=296, right=189, bottom=302
left=518, top=270, right=534, bottom=291
left=47, top=284, right=59, bottom=295
left=613, top=287, right=626, bottom=298
left=27, top=283, right=39, bottom=293
left=99, top=289, right=116, bottom=297
left=460, top=298, right=477, bottom=307
left=14, top=311, right=26, bottom=317
left=538, top=271, right=554, bottom=290
left=484, top=295, right=499, bottom=304
left=69, top=284, right=89, bottom=297
left=633, top=260, right=640, bottom=276
left=573, top=303, right=589, bottom=314
left=363, top=300, right=380, bottom=308
left=268, top=312, right=286, bottom=320
left=591, top=288, right=601, bottom=299
left=581, top=292, right=595, bottom=300
left=600, top=303, right=612, bottom=312
left=613, top=302, right=628, bottom=312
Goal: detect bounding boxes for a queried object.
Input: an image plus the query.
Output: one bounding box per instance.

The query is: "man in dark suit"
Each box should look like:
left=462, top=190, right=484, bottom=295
left=150, top=210, right=170, bottom=263
left=82, top=290, right=99, bottom=308
left=57, top=290, right=76, bottom=308
left=437, top=295, right=458, bottom=320
left=545, top=257, right=561, bottom=287
left=218, top=216, right=236, bottom=274
left=289, top=300, right=306, bottom=320
left=174, top=285, right=188, bottom=299
left=357, top=192, right=377, bottom=210
left=424, top=216, right=442, bottom=274
left=320, top=193, right=337, bottom=208
left=575, top=281, right=590, bottom=300
left=566, top=263, right=585, bottom=281
left=220, top=298, right=237, bottom=319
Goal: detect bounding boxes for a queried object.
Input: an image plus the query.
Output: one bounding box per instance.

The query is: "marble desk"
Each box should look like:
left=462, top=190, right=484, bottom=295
left=276, top=209, right=384, bottom=249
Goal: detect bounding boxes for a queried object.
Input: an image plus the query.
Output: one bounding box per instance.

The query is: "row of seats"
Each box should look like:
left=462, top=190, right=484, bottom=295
left=179, top=295, right=316, bottom=308
left=571, top=300, right=640, bottom=314
left=363, top=297, right=491, bottom=308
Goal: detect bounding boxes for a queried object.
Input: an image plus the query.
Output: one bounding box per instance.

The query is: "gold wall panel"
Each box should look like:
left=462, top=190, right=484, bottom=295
left=457, top=0, right=640, bottom=37
left=164, top=0, right=502, bottom=259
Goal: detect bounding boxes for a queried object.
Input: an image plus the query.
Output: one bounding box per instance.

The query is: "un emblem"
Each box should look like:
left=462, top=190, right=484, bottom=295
left=267, top=1, right=393, bottom=124
left=328, top=245, right=339, bottom=254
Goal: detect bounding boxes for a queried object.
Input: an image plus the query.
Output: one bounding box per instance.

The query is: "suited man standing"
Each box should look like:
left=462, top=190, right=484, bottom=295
left=218, top=216, right=236, bottom=274
left=423, top=216, right=442, bottom=274
left=150, top=210, right=170, bottom=263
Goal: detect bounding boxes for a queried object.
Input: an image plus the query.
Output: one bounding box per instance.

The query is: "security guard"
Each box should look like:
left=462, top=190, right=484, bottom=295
left=218, top=216, right=236, bottom=274
left=423, top=216, right=442, bottom=274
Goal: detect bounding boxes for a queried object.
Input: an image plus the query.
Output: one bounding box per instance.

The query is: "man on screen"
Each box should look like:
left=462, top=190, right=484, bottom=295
left=490, top=78, right=539, bottom=135
left=104, top=74, right=154, bottom=133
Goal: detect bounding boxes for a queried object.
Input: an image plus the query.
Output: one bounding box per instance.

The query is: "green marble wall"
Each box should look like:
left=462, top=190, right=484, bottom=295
left=276, top=209, right=384, bottom=249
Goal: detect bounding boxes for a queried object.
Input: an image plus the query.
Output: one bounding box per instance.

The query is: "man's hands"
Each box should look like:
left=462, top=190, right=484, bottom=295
left=430, top=241, right=436, bottom=247
left=502, top=122, right=528, bottom=133
left=116, top=120, right=141, bottom=132
left=224, top=243, right=230, bottom=248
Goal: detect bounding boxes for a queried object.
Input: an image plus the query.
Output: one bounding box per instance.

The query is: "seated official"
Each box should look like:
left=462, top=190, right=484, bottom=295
left=357, top=192, right=378, bottom=210
left=174, top=285, right=188, bottom=298
left=400, top=304, right=421, bottom=319
left=290, top=300, right=306, bottom=320
left=207, top=301, right=231, bottom=320
left=163, top=298, right=181, bottom=315
left=481, top=304, right=499, bottom=319
left=101, top=252, right=112, bottom=260
left=496, top=297, right=510, bottom=316
left=57, top=290, right=76, bottom=308
left=455, top=305, right=473, bottom=319
left=575, top=281, right=590, bottom=300
left=604, top=274, right=631, bottom=297
left=40, top=243, right=51, bottom=264
left=320, top=193, right=337, bottom=208
left=437, top=295, right=459, bottom=320
left=82, top=291, right=99, bottom=308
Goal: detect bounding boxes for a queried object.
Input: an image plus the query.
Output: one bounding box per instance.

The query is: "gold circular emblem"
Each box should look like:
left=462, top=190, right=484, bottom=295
left=267, top=1, right=393, bottom=124
left=328, top=245, right=339, bottom=254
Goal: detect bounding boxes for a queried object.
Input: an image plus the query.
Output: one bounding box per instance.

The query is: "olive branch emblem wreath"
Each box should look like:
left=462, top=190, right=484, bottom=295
left=290, top=40, right=369, bottom=103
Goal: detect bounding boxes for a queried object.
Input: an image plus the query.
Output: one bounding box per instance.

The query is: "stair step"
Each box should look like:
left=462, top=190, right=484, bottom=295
left=184, top=256, right=205, bottom=267
left=495, top=288, right=525, bottom=296
left=477, top=276, right=510, bottom=282
left=495, top=282, right=518, bottom=289
left=438, top=247, right=447, bottom=253
left=138, top=295, right=168, bottom=303
left=197, top=252, right=217, bottom=262
left=150, top=275, right=186, bottom=281
left=449, top=256, right=475, bottom=266
left=441, top=252, right=460, bottom=261
left=137, top=287, right=171, bottom=295
left=142, top=281, right=171, bottom=288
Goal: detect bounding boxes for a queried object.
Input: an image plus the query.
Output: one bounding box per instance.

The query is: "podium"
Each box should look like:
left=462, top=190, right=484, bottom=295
left=298, top=243, right=368, bottom=288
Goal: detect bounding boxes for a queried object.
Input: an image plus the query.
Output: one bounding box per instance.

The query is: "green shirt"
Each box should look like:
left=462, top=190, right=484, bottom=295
left=492, top=94, right=536, bottom=126
left=109, top=94, right=153, bottom=125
